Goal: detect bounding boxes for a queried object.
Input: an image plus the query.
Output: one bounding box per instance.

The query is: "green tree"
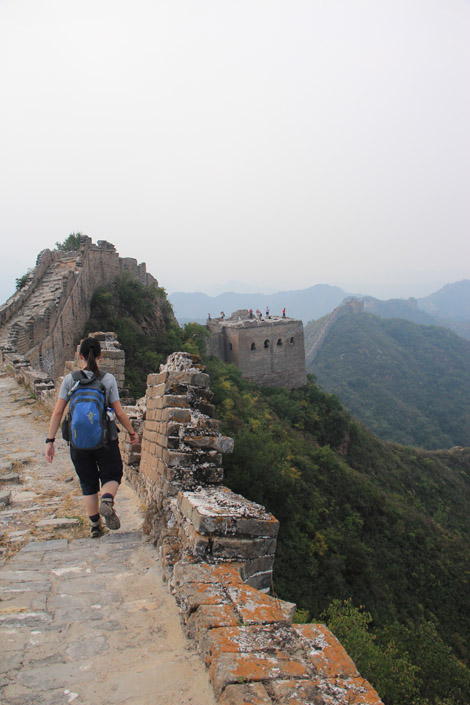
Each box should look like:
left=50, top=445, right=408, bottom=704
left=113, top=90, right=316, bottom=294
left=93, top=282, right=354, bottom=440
left=15, top=269, right=32, bottom=290
left=324, top=599, right=419, bottom=704
left=55, top=232, right=82, bottom=251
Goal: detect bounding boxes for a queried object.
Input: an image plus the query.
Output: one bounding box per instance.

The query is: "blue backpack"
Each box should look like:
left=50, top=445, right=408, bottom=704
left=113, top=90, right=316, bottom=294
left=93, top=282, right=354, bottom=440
left=63, top=371, right=111, bottom=450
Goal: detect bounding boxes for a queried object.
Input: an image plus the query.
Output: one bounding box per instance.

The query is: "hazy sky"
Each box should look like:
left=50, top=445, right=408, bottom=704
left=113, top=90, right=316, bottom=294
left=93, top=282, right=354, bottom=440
left=1, top=0, right=469, bottom=304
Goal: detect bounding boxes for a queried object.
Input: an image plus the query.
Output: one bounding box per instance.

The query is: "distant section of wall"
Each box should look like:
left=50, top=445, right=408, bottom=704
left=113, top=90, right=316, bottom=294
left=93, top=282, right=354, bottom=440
left=305, top=299, right=365, bottom=366
left=207, top=311, right=307, bottom=389
left=0, top=236, right=157, bottom=381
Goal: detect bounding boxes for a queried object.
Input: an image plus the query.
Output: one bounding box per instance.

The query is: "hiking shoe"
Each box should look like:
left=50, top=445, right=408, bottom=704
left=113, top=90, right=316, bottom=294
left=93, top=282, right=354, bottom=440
left=99, top=497, right=121, bottom=530
left=90, top=519, right=104, bottom=538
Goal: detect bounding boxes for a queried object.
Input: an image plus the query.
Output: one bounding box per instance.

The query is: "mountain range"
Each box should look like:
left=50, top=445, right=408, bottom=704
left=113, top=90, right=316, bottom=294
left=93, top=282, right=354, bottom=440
left=170, top=279, right=470, bottom=340
left=306, top=309, right=470, bottom=449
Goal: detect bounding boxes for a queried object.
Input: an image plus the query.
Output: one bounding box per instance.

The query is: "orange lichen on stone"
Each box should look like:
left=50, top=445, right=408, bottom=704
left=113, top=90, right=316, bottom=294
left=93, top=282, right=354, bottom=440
left=227, top=583, right=295, bottom=625
left=201, top=624, right=299, bottom=666
left=315, top=676, right=383, bottom=704
left=293, top=623, right=359, bottom=678
left=219, top=682, right=273, bottom=705
left=175, top=581, right=229, bottom=616
left=206, top=563, right=246, bottom=587
left=210, top=651, right=310, bottom=697
left=270, top=677, right=383, bottom=705
left=186, top=604, right=241, bottom=641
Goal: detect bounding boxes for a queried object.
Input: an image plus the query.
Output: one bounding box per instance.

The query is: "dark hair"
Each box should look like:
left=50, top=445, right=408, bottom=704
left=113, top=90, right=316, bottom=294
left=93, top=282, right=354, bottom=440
left=80, top=337, right=102, bottom=376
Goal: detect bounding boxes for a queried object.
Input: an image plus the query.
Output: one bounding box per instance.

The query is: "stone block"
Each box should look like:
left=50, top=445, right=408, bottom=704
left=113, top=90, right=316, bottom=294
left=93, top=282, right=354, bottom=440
left=0, top=472, right=20, bottom=484
left=269, top=677, right=383, bottom=705
left=180, top=522, right=276, bottom=562
left=194, top=466, right=224, bottom=485
left=161, top=408, right=192, bottom=423
left=175, top=581, right=230, bottom=617
left=196, top=417, right=222, bottom=433
left=239, top=556, right=276, bottom=584
left=200, top=623, right=298, bottom=666
left=156, top=394, right=190, bottom=410
left=219, top=683, right=272, bottom=705
left=209, top=651, right=309, bottom=697
left=37, top=518, right=80, bottom=528
left=178, top=488, right=279, bottom=538
left=186, top=604, right=241, bottom=642
left=147, top=372, right=168, bottom=386
left=165, top=371, right=210, bottom=388
left=163, top=449, right=193, bottom=468
left=183, top=435, right=234, bottom=453
left=195, top=402, right=215, bottom=417
left=160, top=536, right=181, bottom=569
left=293, top=623, right=359, bottom=679
left=164, top=465, right=196, bottom=487
left=226, top=583, right=296, bottom=625
left=172, top=561, right=242, bottom=590
left=0, top=490, right=12, bottom=506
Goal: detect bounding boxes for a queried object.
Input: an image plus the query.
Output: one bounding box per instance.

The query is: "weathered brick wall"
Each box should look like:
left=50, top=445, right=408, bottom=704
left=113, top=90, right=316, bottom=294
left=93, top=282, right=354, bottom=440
left=0, top=236, right=157, bottom=381
left=0, top=248, right=54, bottom=329
left=208, top=312, right=307, bottom=389
left=118, top=351, right=383, bottom=705
left=305, top=299, right=365, bottom=366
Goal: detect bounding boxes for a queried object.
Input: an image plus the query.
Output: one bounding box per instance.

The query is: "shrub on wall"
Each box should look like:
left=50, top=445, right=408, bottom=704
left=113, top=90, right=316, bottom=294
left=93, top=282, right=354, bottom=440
left=84, top=275, right=209, bottom=398
left=55, top=233, right=82, bottom=251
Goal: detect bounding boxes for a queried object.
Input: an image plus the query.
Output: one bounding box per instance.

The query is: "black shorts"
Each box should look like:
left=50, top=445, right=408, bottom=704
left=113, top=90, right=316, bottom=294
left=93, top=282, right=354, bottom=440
left=70, top=440, right=123, bottom=495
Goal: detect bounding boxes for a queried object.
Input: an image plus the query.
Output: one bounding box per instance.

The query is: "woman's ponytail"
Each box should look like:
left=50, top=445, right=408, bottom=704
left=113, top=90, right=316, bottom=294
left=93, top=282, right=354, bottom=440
left=79, top=337, right=101, bottom=377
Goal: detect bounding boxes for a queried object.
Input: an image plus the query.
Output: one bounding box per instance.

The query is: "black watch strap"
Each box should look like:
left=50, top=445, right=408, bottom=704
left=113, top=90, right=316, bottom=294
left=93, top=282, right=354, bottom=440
left=45, top=438, right=55, bottom=444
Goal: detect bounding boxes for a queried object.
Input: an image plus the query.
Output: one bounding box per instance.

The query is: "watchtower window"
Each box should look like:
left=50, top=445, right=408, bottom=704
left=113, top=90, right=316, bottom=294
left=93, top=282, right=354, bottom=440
left=251, top=342, right=256, bottom=351
left=229, top=343, right=233, bottom=350
left=277, top=338, right=282, bottom=346
left=264, top=340, right=270, bottom=349
left=290, top=337, right=294, bottom=344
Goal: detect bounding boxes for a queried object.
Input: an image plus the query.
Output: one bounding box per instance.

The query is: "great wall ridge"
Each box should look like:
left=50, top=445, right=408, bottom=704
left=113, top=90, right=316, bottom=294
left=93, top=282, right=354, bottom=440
left=0, top=238, right=383, bottom=704
left=0, top=236, right=157, bottom=383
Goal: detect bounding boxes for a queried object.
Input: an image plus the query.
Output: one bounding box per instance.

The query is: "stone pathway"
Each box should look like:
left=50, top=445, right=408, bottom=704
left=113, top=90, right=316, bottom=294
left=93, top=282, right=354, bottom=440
left=0, top=370, right=217, bottom=705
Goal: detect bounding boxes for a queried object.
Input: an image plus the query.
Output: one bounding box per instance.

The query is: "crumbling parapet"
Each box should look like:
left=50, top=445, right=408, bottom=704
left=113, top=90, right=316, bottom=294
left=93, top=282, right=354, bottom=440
left=120, top=352, right=279, bottom=592
left=118, top=351, right=383, bottom=705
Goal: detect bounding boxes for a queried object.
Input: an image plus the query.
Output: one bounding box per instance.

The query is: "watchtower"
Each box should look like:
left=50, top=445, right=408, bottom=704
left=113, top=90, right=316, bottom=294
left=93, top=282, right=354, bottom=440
left=207, top=310, right=307, bottom=389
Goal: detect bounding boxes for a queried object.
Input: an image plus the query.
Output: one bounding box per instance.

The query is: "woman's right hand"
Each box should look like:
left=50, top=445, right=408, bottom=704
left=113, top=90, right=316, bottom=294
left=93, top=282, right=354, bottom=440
left=45, top=443, right=55, bottom=463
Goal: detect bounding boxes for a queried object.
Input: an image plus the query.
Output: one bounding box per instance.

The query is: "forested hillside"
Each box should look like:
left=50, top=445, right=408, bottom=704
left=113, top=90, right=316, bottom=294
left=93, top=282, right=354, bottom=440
left=306, top=311, right=470, bottom=449
left=207, top=359, right=470, bottom=704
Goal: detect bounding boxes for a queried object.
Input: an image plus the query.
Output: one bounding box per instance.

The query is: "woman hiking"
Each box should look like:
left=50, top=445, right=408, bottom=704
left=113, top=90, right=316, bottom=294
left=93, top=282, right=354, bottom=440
left=45, top=336, right=139, bottom=537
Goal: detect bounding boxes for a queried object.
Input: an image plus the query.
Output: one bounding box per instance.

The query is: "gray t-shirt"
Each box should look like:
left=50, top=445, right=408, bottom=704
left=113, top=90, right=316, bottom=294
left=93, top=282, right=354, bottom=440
left=59, top=370, right=120, bottom=405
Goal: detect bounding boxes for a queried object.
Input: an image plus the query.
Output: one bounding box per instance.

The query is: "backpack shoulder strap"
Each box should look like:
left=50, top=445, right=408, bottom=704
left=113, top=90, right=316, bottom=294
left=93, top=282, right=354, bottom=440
left=71, top=370, right=87, bottom=382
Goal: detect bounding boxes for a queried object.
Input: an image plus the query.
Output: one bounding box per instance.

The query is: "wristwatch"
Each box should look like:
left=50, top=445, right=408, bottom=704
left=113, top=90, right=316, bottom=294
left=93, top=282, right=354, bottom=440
left=45, top=438, right=55, bottom=443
